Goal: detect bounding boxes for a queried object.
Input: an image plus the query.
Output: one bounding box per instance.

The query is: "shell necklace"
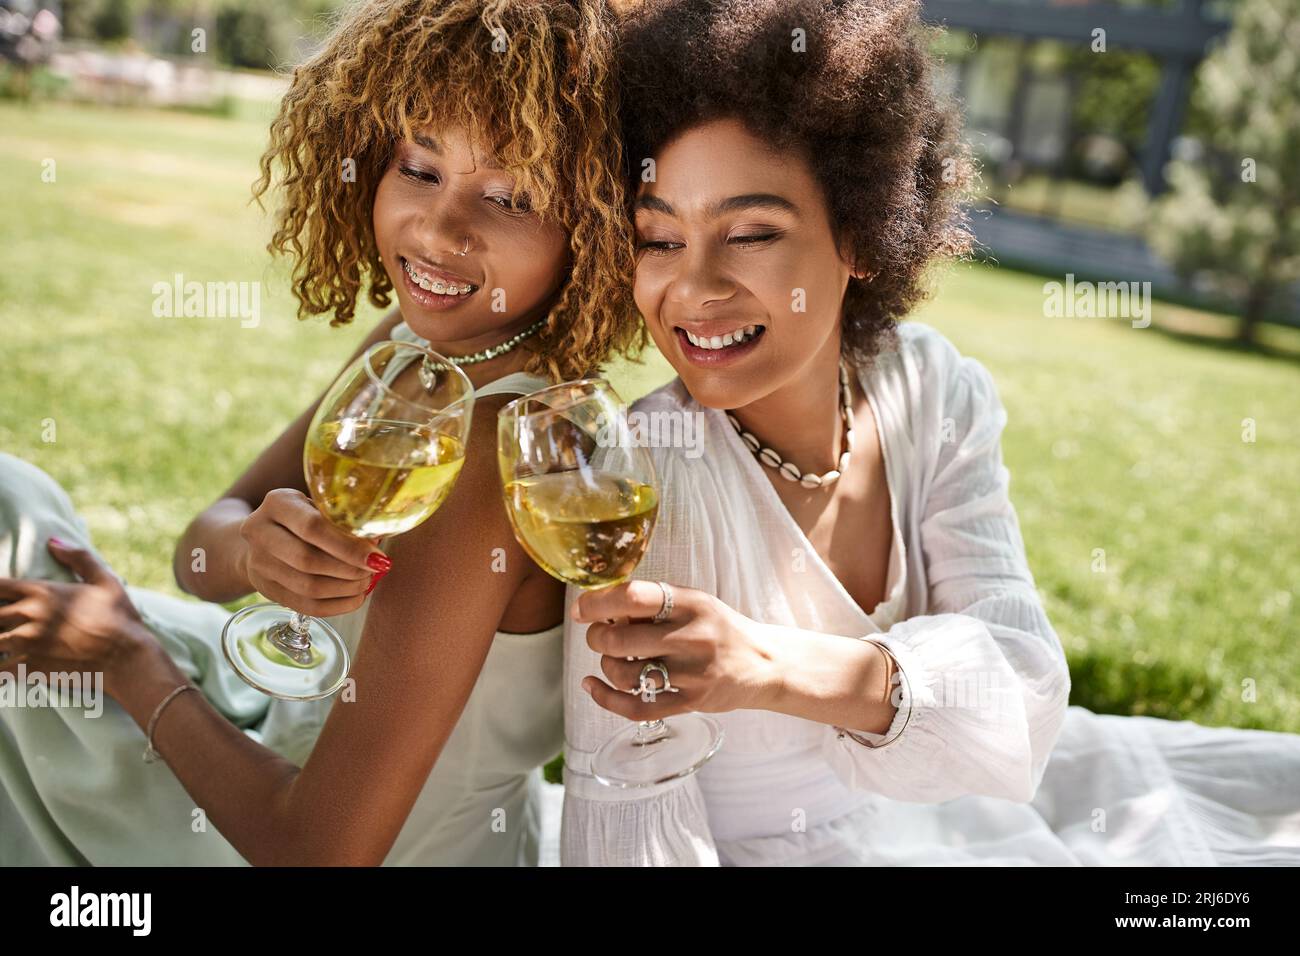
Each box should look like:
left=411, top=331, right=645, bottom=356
left=725, top=361, right=853, bottom=489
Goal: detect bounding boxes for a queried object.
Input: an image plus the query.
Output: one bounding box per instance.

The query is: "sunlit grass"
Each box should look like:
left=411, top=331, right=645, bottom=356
left=915, top=263, right=1300, bottom=733
left=3, top=100, right=1295, bottom=736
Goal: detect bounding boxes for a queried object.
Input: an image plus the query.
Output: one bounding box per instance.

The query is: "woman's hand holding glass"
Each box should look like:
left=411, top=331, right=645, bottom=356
left=497, top=380, right=722, bottom=788
left=238, top=488, right=386, bottom=619
left=222, top=340, right=474, bottom=701
left=572, top=581, right=779, bottom=719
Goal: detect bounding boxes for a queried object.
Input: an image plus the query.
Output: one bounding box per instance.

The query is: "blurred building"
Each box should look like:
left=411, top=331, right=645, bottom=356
left=921, top=0, right=1296, bottom=325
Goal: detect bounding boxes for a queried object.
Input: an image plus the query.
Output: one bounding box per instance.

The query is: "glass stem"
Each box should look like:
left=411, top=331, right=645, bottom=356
left=274, top=612, right=314, bottom=657
left=633, top=719, right=669, bottom=745
left=288, top=612, right=311, bottom=640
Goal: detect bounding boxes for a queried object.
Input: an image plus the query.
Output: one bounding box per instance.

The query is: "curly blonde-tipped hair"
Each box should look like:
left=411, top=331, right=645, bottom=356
left=252, top=0, right=645, bottom=383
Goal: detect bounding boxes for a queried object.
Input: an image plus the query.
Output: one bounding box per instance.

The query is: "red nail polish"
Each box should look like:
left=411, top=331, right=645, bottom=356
left=366, top=553, right=392, bottom=572
left=365, top=568, right=390, bottom=595
left=49, top=536, right=66, bottom=548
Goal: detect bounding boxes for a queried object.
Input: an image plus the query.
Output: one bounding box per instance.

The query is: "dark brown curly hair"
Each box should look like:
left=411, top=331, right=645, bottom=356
left=614, top=0, right=975, bottom=366
left=252, top=0, right=646, bottom=383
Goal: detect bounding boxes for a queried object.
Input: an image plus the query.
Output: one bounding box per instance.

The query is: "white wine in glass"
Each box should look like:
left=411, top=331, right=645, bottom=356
left=222, top=341, right=474, bottom=701
left=306, top=420, right=465, bottom=538
left=498, top=379, right=722, bottom=788
left=503, top=471, right=658, bottom=588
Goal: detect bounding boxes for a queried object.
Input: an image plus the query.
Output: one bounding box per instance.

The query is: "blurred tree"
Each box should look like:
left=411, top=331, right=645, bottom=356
left=58, top=0, right=102, bottom=41
left=92, top=0, right=135, bottom=42
left=1149, top=0, right=1300, bottom=342
left=1060, top=45, right=1160, bottom=183
left=213, top=0, right=286, bottom=69
left=58, top=0, right=341, bottom=68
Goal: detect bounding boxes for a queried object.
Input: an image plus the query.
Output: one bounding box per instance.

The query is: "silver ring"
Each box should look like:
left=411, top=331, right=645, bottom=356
left=636, top=660, right=677, bottom=702
left=452, top=236, right=469, bottom=257
left=652, top=581, right=674, bottom=624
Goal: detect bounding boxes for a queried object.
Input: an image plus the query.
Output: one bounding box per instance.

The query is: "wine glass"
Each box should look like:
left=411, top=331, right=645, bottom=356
left=222, top=340, right=474, bottom=700
left=497, top=379, right=722, bottom=788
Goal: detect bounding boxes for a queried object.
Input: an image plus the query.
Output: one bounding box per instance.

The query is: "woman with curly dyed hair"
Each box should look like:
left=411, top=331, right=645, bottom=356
left=250, top=0, right=640, bottom=382
left=0, top=0, right=642, bottom=866
left=562, top=0, right=1300, bottom=866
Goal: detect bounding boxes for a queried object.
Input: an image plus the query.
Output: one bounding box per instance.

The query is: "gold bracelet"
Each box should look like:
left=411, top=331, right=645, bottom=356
left=143, top=683, right=198, bottom=764
left=835, top=640, right=913, bottom=750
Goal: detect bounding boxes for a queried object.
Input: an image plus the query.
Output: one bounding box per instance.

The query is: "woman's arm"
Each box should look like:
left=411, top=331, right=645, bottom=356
left=9, top=394, right=548, bottom=865
left=173, top=309, right=404, bottom=604
left=575, top=587, right=898, bottom=732
left=810, top=340, right=1073, bottom=803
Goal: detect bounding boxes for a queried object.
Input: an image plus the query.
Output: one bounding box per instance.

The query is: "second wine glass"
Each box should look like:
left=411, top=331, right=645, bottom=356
left=221, top=340, right=474, bottom=701
left=497, top=379, right=722, bottom=788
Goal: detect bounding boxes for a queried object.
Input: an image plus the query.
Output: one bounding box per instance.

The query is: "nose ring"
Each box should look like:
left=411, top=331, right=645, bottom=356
left=452, top=236, right=469, bottom=257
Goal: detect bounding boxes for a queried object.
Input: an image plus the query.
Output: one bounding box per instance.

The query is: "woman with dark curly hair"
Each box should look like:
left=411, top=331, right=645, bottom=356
left=562, top=0, right=1300, bottom=865
left=0, top=0, right=643, bottom=866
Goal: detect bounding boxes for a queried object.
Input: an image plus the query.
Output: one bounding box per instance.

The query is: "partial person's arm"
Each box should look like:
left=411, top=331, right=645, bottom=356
left=813, top=338, right=1072, bottom=803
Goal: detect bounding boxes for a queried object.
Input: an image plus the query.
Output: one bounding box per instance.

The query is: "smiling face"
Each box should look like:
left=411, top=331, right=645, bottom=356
left=372, top=124, right=572, bottom=350
left=632, top=117, right=860, bottom=410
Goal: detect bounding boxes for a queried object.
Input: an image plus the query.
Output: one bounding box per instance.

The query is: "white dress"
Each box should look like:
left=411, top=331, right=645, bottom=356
left=560, top=320, right=1300, bottom=866
left=0, top=321, right=564, bottom=866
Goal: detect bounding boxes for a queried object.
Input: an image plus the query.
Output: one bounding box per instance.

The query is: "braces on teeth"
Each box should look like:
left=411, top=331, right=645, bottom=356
left=684, top=325, right=764, bottom=350
left=403, top=258, right=476, bottom=296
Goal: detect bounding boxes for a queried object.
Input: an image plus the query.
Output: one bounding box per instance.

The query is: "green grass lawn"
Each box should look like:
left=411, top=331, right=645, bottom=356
left=3, top=100, right=1297, bottom=737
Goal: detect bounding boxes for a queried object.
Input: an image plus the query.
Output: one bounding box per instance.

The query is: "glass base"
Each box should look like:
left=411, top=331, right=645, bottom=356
left=221, top=602, right=350, bottom=701
left=590, top=713, right=723, bottom=789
